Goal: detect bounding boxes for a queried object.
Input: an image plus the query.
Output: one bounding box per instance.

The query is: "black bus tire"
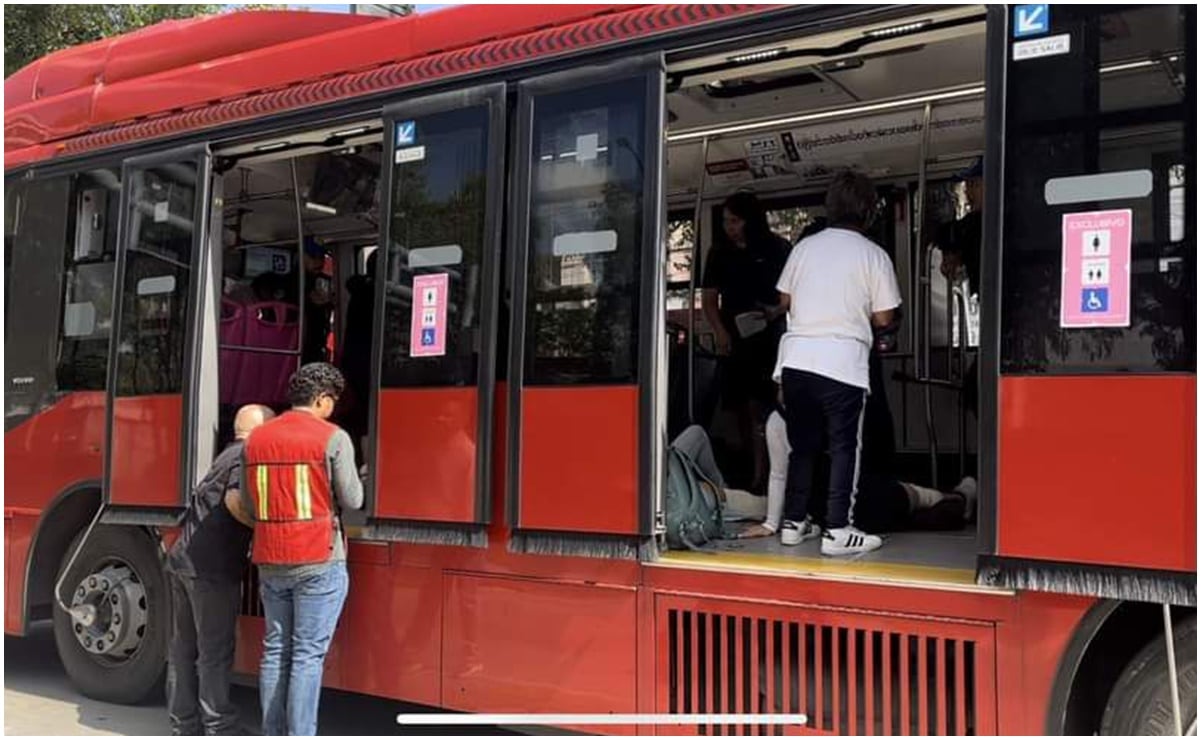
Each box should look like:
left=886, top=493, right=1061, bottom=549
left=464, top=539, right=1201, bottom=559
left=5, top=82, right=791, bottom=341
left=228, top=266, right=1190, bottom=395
left=51, top=525, right=169, bottom=705
left=1101, top=615, right=1196, bottom=736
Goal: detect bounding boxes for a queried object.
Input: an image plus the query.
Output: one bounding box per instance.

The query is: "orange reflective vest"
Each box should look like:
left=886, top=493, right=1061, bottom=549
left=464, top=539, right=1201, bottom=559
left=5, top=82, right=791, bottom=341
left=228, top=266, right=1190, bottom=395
left=244, top=410, right=338, bottom=565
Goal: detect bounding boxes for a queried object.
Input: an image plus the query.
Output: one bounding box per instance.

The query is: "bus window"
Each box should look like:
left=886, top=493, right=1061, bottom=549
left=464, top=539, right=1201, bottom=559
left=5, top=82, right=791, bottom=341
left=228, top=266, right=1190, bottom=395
left=5, top=176, right=71, bottom=426
left=379, top=104, right=491, bottom=389
left=57, top=170, right=121, bottom=392
left=1001, top=5, right=1193, bottom=373
left=523, top=78, right=648, bottom=386
left=114, top=162, right=199, bottom=396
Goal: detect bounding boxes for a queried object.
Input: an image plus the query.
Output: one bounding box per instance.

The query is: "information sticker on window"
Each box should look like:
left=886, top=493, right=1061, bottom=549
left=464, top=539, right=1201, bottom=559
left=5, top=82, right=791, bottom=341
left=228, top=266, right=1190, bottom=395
left=1059, top=208, right=1132, bottom=328
left=409, top=272, right=449, bottom=357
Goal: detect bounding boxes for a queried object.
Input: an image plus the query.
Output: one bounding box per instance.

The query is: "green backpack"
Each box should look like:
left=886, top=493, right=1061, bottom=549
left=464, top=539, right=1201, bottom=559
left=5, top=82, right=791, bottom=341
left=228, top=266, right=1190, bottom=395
left=664, top=445, right=724, bottom=551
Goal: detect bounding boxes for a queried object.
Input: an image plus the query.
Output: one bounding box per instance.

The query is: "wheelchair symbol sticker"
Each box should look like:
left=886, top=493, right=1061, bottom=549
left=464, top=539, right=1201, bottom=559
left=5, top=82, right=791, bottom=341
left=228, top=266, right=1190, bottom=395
left=1081, top=288, right=1108, bottom=313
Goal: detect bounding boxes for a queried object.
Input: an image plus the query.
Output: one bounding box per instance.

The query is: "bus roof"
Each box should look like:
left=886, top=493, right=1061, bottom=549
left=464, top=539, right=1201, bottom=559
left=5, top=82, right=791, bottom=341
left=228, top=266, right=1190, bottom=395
left=4, top=4, right=749, bottom=171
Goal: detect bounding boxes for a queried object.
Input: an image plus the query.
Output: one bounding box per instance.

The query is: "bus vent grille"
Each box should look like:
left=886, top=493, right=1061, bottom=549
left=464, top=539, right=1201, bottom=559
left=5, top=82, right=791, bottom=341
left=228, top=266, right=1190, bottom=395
left=662, top=599, right=995, bottom=736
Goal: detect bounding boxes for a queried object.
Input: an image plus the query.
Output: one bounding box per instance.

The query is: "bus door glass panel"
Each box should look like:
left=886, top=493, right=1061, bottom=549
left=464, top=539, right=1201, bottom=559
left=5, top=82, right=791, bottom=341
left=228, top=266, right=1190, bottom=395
left=106, top=147, right=212, bottom=510
left=372, top=84, right=505, bottom=525
left=509, top=58, right=664, bottom=537
left=995, top=6, right=1193, bottom=568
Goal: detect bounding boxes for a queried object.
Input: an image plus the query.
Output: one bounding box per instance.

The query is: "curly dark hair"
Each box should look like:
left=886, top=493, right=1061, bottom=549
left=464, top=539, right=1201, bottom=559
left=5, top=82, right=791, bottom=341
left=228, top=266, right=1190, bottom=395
left=825, top=170, right=879, bottom=230
left=287, top=362, right=346, bottom=408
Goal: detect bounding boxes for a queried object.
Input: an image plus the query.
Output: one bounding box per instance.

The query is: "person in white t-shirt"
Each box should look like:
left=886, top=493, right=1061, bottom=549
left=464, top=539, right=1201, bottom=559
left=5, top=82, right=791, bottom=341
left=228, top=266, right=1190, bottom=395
left=773, top=170, right=903, bottom=556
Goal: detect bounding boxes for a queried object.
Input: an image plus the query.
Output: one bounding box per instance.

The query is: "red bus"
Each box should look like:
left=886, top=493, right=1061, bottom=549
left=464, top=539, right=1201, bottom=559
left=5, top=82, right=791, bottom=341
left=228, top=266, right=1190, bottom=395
left=4, top=4, right=1195, bottom=735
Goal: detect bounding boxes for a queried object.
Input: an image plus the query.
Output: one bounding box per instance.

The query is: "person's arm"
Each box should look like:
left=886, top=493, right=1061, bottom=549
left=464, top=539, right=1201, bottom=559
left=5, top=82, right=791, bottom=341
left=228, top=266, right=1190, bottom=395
left=224, top=488, right=254, bottom=528
left=699, top=249, right=732, bottom=355
left=327, top=429, right=365, bottom=512
left=870, top=249, right=904, bottom=329
left=701, top=289, right=731, bottom=355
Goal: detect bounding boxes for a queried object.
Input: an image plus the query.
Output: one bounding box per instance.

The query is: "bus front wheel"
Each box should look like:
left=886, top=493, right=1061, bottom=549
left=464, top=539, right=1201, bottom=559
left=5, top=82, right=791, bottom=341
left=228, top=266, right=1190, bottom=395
left=51, top=525, right=169, bottom=705
left=1101, top=615, right=1196, bottom=735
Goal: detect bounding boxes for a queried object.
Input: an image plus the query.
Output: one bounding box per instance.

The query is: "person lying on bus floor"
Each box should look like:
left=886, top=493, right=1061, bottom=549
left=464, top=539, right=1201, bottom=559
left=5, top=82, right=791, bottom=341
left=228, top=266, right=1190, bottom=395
left=669, top=425, right=767, bottom=524
left=735, top=409, right=977, bottom=539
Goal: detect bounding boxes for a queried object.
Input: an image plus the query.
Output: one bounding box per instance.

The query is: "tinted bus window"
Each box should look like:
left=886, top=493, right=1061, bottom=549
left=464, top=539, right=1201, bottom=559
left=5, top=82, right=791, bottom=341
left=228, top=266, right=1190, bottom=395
left=5, top=177, right=71, bottom=425
left=523, top=79, right=647, bottom=385
left=1000, top=5, right=1194, bottom=373
left=380, top=105, right=490, bottom=388
left=115, top=163, right=198, bottom=396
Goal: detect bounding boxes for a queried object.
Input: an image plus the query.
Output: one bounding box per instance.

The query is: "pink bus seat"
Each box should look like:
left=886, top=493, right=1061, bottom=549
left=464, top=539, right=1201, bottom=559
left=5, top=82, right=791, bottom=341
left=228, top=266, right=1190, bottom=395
left=233, top=301, right=300, bottom=407
left=219, top=299, right=246, bottom=406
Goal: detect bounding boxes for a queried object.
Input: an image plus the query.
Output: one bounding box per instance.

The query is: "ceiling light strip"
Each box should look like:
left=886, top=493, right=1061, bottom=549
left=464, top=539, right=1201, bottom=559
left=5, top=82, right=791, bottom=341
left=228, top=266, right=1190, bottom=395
left=666, top=85, right=985, bottom=143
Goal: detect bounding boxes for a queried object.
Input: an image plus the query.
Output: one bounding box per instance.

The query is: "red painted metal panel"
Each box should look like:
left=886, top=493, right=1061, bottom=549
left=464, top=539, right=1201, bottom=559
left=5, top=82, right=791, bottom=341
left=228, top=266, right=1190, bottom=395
left=442, top=574, right=637, bottom=732
left=4, top=392, right=108, bottom=634
left=326, top=560, right=441, bottom=705
left=108, top=395, right=182, bottom=507
left=234, top=560, right=441, bottom=706
left=518, top=385, right=639, bottom=534
left=375, top=387, right=479, bottom=522
left=998, top=375, right=1195, bottom=571
left=4, top=392, right=106, bottom=510
left=4, top=514, right=36, bottom=635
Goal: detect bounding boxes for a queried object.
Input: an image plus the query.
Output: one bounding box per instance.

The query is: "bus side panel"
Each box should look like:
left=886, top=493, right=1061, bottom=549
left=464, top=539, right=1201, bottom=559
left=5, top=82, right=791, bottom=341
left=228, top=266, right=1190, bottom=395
left=326, top=555, right=442, bottom=706
left=4, top=392, right=107, bottom=634
left=4, top=392, right=107, bottom=509
left=995, top=590, right=1096, bottom=735
left=375, top=387, right=478, bottom=522
left=518, top=386, right=639, bottom=535
left=998, top=375, right=1196, bottom=572
left=108, top=395, right=182, bottom=507
left=234, top=557, right=444, bottom=707
left=4, top=513, right=36, bottom=635
left=442, top=573, right=637, bottom=731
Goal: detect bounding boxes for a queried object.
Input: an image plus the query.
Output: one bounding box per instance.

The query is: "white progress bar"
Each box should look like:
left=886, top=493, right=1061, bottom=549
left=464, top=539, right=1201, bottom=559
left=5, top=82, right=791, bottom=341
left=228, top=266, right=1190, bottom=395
left=397, top=713, right=808, bottom=726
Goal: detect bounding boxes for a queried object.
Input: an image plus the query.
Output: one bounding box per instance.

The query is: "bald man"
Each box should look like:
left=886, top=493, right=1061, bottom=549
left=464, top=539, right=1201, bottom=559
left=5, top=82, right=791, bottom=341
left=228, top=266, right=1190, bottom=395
left=166, top=404, right=274, bottom=736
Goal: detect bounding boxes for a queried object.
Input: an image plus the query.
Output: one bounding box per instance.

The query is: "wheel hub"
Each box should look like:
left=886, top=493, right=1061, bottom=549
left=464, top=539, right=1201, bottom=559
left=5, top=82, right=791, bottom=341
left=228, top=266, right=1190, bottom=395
left=68, top=563, right=148, bottom=660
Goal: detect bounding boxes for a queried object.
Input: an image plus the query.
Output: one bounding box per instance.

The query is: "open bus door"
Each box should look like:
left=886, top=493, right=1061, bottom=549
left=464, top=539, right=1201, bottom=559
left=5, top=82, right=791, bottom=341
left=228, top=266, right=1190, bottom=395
left=505, top=55, right=666, bottom=556
left=103, top=145, right=216, bottom=521
left=363, top=84, right=507, bottom=540
left=978, top=5, right=1195, bottom=603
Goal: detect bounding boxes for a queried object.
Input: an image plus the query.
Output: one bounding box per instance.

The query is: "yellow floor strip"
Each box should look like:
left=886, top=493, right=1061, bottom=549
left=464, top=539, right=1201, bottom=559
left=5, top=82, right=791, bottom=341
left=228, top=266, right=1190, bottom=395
left=654, top=550, right=1010, bottom=594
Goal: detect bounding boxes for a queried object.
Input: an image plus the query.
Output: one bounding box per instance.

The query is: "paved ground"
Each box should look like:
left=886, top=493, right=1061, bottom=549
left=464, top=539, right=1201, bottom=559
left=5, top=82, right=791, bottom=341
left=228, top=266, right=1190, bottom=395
left=5, top=622, right=510, bottom=736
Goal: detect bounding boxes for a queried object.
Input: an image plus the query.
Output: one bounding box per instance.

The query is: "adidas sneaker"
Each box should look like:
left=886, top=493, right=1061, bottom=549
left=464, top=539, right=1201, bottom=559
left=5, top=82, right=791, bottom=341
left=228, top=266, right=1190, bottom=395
left=821, top=526, right=883, bottom=556
left=780, top=517, right=819, bottom=546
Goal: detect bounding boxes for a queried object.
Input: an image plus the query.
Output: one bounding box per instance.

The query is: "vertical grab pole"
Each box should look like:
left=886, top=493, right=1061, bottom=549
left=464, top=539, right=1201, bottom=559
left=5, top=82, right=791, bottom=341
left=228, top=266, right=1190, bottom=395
left=1163, top=604, right=1184, bottom=736
left=687, top=136, right=710, bottom=425
left=956, top=284, right=969, bottom=480
left=290, top=159, right=307, bottom=366
left=915, top=102, right=938, bottom=489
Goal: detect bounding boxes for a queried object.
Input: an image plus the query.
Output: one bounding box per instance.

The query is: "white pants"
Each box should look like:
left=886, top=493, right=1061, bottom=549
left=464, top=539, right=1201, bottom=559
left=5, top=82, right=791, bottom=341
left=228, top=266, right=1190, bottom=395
left=764, top=410, right=790, bottom=532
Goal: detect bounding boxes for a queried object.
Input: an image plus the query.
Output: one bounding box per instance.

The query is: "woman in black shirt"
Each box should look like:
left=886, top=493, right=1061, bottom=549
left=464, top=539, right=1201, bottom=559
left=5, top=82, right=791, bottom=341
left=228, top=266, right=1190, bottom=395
left=700, top=192, right=790, bottom=491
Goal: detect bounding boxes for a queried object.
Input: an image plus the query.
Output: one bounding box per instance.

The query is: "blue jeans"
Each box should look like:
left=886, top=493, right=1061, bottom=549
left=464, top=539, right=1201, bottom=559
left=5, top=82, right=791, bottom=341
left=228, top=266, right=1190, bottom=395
left=258, top=563, right=349, bottom=736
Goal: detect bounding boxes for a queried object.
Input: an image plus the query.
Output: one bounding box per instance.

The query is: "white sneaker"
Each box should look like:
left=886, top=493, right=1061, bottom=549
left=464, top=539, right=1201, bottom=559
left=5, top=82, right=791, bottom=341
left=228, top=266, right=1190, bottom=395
left=780, top=517, right=819, bottom=546
left=821, top=526, right=883, bottom=556
left=954, top=477, right=978, bottom=521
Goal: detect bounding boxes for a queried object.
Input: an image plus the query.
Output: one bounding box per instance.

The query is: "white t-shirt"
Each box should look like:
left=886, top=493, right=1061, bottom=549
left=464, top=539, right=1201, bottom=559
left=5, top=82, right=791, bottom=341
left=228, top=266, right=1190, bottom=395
left=773, top=227, right=902, bottom=390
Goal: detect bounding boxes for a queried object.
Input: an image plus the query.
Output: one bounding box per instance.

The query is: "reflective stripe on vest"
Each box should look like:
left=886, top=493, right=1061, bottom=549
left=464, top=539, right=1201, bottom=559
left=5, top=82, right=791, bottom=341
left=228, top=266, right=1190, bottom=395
left=256, top=464, right=269, bottom=520
left=295, top=464, right=312, bottom=520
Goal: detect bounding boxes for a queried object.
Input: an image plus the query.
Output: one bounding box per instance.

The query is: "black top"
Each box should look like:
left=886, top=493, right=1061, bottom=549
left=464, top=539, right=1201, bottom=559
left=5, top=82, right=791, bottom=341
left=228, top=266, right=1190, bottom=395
left=167, top=441, right=251, bottom=582
left=701, top=234, right=791, bottom=337
left=940, top=210, right=982, bottom=292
